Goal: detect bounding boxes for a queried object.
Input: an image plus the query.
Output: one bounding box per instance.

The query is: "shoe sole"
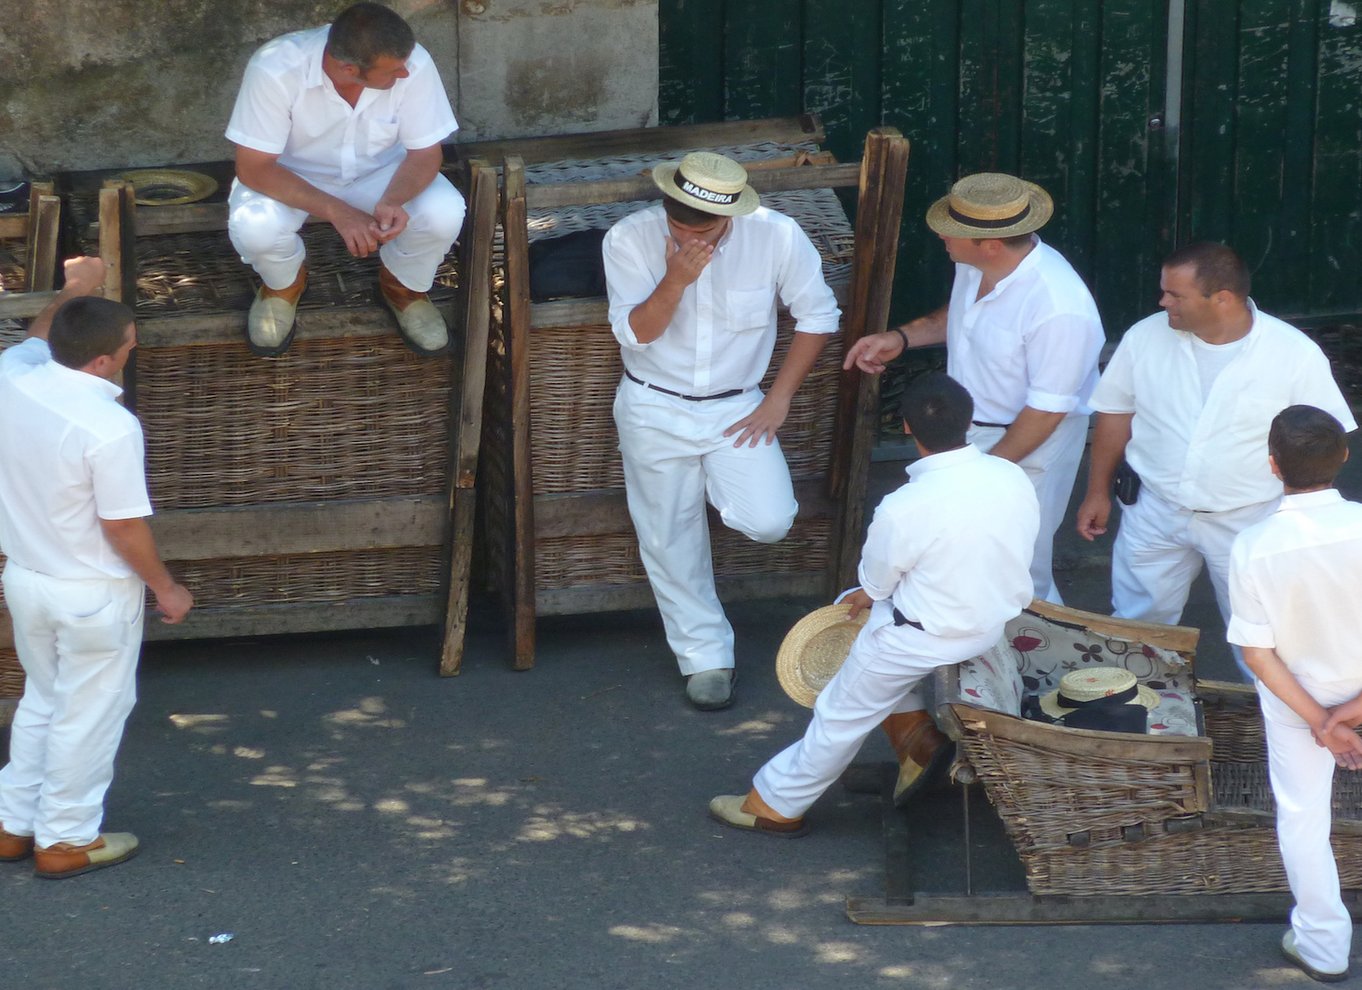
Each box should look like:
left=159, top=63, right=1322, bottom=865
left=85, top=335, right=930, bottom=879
left=688, top=671, right=737, bottom=711
left=707, top=807, right=809, bottom=839
left=893, top=740, right=956, bottom=808
left=1281, top=938, right=1349, bottom=983
left=35, top=844, right=139, bottom=880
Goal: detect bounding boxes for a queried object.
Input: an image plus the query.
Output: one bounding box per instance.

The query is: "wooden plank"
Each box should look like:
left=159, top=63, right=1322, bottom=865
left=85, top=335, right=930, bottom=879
left=1308, top=0, right=1362, bottom=313
left=0, top=215, right=27, bottom=239
left=503, top=158, right=538, bottom=670
left=845, top=892, right=1362, bottom=925
left=0, top=290, right=59, bottom=320
left=657, top=0, right=726, bottom=126
left=1270, top=0, right=1322, bottom=314
left=142, top=595, right=442, bottom=641
left=27, top=186, right=59, bottom=291
left=1025, top=599, right=1201, bottom=656
left=452, top=116, right=825, bottom=167
left=723, top=0, right=803, bottom=121
left=523, top=162, right=863, bottom=210
left=530, top=298, right=610, bottom=328
left=134, top=304, right=411, bottom=347
left=536, top=572, right=826, bottom=616
left=441, top=159, right=500, bottom=676
left=1179, top=0, right=1242, bottom=243
left=148, top=496, right=446, bottom=560
left=802, top=0, right=883, bottom=164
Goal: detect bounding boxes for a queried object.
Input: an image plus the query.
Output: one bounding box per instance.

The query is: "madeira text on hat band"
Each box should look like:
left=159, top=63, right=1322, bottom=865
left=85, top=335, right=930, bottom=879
left=948, top=203, right=1031, bottom=230
left=674, top=170, right=738, bottom=206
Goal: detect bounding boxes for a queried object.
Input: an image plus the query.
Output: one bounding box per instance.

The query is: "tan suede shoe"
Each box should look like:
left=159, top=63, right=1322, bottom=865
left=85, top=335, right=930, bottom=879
left=882, top=711, right=954, bottom=806
left=247, top=265, right=307, bottom=357
left=0, top=826, right=35, bottom=862
left=708, top=790, right=808, bottom=838
left=34, top=832, right=139, bottom=879
left=379, top=266, right=449, bottom=355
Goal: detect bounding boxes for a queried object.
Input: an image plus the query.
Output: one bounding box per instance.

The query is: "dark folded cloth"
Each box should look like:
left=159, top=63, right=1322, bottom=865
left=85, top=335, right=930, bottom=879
left=528, top=228, right=608, bottom=302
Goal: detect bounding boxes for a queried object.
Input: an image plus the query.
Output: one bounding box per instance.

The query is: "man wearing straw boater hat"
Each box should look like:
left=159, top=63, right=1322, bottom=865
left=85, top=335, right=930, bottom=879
left=1227, top=405, right=1362, bottom=983
left=226, top=2, right=465, bottom=357
left=844, top=173, right=1103, bottom=606
left=0, top=257, right=194, bottom=878
left=602, top=151, right=841, bottom=710
left=710, top=373, right=1038, bottom=835
left=1075, top=243, right=1355, bottom=680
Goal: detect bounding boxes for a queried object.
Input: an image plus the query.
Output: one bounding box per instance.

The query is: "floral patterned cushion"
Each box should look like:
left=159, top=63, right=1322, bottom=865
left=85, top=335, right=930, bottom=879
left=955, top=610, right=1201, bottom=738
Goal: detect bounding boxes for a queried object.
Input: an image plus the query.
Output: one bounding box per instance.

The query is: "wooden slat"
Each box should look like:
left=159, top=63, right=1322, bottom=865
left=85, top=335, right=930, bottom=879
left=723, top=0, right=802, bottom=121
left=451, top=115, right=824, bottom=166
left=530, top=298, right=610, bottom=328
left=26, top=194, right=60, bottom=292
left=950, top=703, right=1214, bottom=766
left=0, top=290, right=59, bottom=320
left=801, top=0, right=883, bottom=163
left=523, top=162, right=862, bottom=210
left=0, top=215, right=27, bottom=239
left=1308, top=0, right=1362, bottom=312
left=148, top=496, right=446, bottom=560
left=1025, top=599, right=1201, bottom=656
left=503, top=157, right=538, bottom=670
left=536, top=572, right=825, bottom=616
left=142, top=595, right=442, bottom=641
left=658, top=0, right=728, bottom=126
left=441, top=159, right=500, bottom=676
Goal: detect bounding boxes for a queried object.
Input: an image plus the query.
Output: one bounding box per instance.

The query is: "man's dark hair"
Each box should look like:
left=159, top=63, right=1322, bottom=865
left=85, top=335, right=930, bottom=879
left=1269, top=404, right=1348, bottom=489
left=1164, top=241, right=1251, bottom=298
left=47, top=297, right=136, bottom=370
left=327, top=2, right=415, bottom=70
left=899, top=371, right=973, bottom=452
left=662, top=194, right=724, bottom=228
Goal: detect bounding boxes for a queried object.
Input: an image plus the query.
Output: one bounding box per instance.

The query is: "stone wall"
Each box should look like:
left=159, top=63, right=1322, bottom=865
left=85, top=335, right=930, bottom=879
left=0, top=0, right=658, bottom=177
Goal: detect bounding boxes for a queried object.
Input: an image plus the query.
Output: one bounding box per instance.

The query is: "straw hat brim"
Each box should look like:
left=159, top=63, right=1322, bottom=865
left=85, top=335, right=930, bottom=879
left=116, top=169, right=218, bottom=207
left=652, top=163, right=760, bottom=217
left=775, top=604, right=869, bottom=709
left=925, top=180, right=1053, bottom=239
left=1038, top=682, right=1160, bottom=721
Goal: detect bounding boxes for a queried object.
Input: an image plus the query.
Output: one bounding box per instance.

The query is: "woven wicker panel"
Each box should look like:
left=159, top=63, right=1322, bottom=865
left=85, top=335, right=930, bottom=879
left=532, top=515, right=830, bottom=591
left=164, top=546, right=443, bottom=608
left=136, top=336, right=452, bottom=508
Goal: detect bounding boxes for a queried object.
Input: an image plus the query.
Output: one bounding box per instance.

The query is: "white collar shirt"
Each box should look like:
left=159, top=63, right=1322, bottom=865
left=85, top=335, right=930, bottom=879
left=225, top=26, right=458, bottom=187
left=1090, top=302, right=1357, bottom=511
left=1228, top=489, right=1362, bottom=682
left=945, top=238, right=1104, bottom=424
left=858, top=445, right=1039, bottom=640
left=0, top=339, right=152, bottom=580
left=602, top=204, right=841, bottom=396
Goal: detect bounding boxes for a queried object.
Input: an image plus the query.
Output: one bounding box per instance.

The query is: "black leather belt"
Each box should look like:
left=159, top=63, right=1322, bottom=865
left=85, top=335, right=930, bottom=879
left=892, top=607, right=924, bottom=631
left=971, top=420, right=1012, bottom=429
left=624, top=369, right=745, bottom=402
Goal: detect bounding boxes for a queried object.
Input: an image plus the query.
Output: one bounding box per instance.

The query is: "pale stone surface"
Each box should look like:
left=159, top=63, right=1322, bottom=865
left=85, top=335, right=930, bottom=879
left=0, top=0, right=658, bottom=176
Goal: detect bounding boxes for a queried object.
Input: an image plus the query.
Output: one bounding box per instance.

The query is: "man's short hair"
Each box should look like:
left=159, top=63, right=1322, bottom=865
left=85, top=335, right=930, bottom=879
left=47, top=297, right=136, bottom=370
left=899, top=372, right=973, bottom=452
left=1269, top=404, right=1348, bottom=489
left=327, top=2, right=415, bottom=70
left=1163, top=241, right=1251, bottom=298
left=662, top=194, right=723, bottom=228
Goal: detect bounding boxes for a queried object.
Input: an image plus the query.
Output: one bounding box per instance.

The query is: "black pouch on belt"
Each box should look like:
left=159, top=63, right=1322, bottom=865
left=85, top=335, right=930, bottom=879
left=1113, top=459, right=1142, bottom=506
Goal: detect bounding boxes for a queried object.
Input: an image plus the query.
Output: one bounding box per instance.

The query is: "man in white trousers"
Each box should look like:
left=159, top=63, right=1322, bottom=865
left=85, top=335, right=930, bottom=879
left=603, top=151, right=840, bottom=710
left=844, top=172, right=1103, bottom=604
left=226, top=2, right=465, bottom=356
left=709, top=373, right=1038, bottom=835
left=0, top=257, right=193, bottom=878
left=1077, top=242, right=1355, bottom=680
left=1228, top=405, right=1362, bottom=983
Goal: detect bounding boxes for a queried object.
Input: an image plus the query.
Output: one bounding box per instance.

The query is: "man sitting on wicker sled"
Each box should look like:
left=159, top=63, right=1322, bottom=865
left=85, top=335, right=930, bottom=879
left=709, top=373, right=1039, bottom=836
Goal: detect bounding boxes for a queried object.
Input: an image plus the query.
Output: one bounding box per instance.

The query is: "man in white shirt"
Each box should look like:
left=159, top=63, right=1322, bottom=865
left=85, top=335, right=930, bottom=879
left=0, top=258, right=193, bottom=879
left=602, top=152, right=841, bottom=710
left=844, top=173, right=1103, bottom=604
left=1076, top=242, right=1356, bottom=680
left=1228, top=405, right=1362, bottom=983
left=226, top=2, right=465, bottom=356
left=709, top=373, right=1038, bottom=835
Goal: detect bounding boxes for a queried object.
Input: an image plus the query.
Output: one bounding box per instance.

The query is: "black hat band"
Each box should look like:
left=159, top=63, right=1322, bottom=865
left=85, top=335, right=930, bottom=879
left=948, top=202, right=1031, bottom=229
left=674, top=170, right=738, bottom=206
left=1056, top=683, right=1139, bottom=710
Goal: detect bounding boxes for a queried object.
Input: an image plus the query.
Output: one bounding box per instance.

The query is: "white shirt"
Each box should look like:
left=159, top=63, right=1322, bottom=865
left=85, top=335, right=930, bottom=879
left=602, top=205, right=841, bottom=396
left=225, top=26, right=458, bottom=187
left=1090, top=302, right=1357, bottom=511
left=859, top=444, right=1039, bottom=640
left=0, top=339, right=152, bottom=580
left=1228, top=489, right=1362, bottom=682
left=945, top=238, right=1104, bottom=424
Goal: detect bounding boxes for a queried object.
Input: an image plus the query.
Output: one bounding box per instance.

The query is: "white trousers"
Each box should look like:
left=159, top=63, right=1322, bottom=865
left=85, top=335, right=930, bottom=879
left=1260, top=674, right=1362, bottom=975
left=969, top=412, right=1087, bottom=605
left=226, top=163, right=466, bottom=291
left=0, top=562, right=145, bottom=848
left=1111, top=486, right=1276, bottom=680
left=753, top=602, right=999, bottom=819
left=614, top=377, right=797, bottom=676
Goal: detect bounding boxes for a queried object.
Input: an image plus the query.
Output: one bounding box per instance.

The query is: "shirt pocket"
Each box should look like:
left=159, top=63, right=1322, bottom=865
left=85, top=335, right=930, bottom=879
left=362, top=116, right=402, bottom=158
left=726, top=287, right=775, bottom=332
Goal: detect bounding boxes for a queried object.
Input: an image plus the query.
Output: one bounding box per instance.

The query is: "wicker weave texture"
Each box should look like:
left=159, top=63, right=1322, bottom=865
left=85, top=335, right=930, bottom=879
left=0, top=646, right=21, bottom=698
left=137, top=336, right=453, bottom=509
left=165, top=546, right=443, bottom=607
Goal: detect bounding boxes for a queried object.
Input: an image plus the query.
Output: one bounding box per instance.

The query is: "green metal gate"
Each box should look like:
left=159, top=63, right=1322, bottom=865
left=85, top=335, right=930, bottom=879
left=660, top=0, right=1362, bottom=333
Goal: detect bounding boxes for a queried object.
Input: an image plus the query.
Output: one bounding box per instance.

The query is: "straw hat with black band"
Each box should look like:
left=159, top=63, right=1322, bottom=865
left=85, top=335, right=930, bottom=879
left=1036, top=667, right=1159, bottom=734
left=925, top=172, right=1053, bottom=240
left=775, top=604, right=868, bottom=709
left=652, top=152, right=760, bottom=218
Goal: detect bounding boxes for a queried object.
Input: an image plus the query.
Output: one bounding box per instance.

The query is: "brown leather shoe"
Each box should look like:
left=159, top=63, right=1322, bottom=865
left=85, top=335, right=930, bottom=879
left=882, top=711, right=954, bottom=806
left=34, top=832, right=139, bottom=879
left=708, top=788, right=808, bottom=838
left=246, top=265, right=307, bottom=357
left=0, top=826, right=35, bottom=862
left=379, top=265, right=449, bottom=355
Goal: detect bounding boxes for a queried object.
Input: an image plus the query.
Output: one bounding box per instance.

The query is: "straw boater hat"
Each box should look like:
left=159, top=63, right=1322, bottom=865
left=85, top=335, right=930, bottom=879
left=652, top=152, right=760, bottom=218
left=775, top=604, right=868, bottom=709
left=925, top=172, right=1053, bottom=239
left=115, top=168, right=218, bottom=207
left=1039, top=667, right=1160, bottom=721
